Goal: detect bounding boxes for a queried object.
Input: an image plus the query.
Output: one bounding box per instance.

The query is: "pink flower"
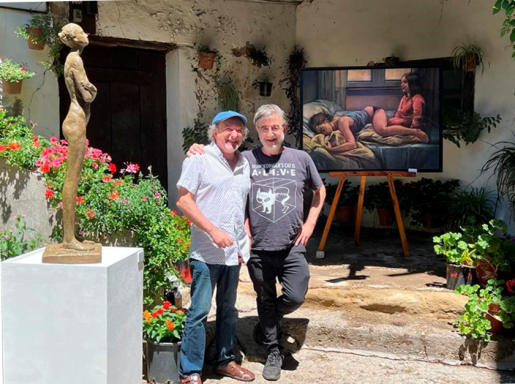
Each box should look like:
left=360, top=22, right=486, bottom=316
left=0, top=145, right=6, bottom=152
left=60, top=139, right=68, bottom=145
left=142, top=196, right=148, bottom=201
left=87, top=210, right=95, bottom=218
left=92, top=163, right=99, bottom=169
left=126, top=163, right=140, bottom=174
left=50, top=137, right=58, bottom=144
left=154, top=192, right=161, bottom=199
left=51, top=159, right=62, bottom=168
left=35, top=159, right=42, bottom=166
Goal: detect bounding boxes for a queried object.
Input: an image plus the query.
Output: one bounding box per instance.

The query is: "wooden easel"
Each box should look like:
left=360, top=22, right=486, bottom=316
left=316, top=171, right=416, bottom=258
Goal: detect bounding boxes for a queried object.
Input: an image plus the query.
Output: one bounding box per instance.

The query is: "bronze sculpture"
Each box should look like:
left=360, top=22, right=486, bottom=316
left=43, top=23, right=101, bottom=263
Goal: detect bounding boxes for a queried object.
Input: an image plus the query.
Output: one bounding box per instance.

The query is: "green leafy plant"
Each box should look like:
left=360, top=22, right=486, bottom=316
left=247, top=44, right=271, bottom=68
left=494, top=0, right=515, bottom=60
left=324, top=180, right=359, bottom=207
left=455, top=279, right=515, bottom=341
left=282, top=45, right=307, bottom=147
left=445, top=187, right=495, bottom=231
left=216, top=80, right=240, bottom=112
left=0, top=214, right=45, bottom=260
left=443, top=109, right=501, bottom=148
left=143, top=301, right=186, bottom=343
left=182, top=118, right=209, bottom=154
left=15, top=13, right=64, bottom=76
left=0, top=59, right=35, bottom=83
left=0, top=110, right=191, bottom=306
left=363, top=181, right=400, bottom=212
left=481, top=137, right=515, bottom=211
left=403, top=178, right=460, bottom=228
left=434, top=231, right=474, bottom=266
left=451, top=43, right=488, bottom=74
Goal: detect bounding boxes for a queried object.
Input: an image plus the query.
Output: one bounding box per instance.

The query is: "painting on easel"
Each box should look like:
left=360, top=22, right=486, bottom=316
left=301, top=66, right=442, bottom=172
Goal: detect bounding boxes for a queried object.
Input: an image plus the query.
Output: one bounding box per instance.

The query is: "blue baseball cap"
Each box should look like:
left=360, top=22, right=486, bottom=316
left=212, top=110, right=248, bottom=126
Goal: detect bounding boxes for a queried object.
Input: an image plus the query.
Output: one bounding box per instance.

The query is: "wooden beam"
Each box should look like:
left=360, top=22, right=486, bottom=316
left=89, top=36, right=177, bottom=53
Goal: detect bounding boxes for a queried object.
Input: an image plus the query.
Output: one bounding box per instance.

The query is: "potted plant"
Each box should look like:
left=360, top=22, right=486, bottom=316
left=444, top=187, right=495, bottom=231
left=325, top=180, right=359, bottom=225
left=363, top=181, right=401, bottom=226
left=404, top=178, right=459, bottom=229
left=443, top=109, right=501, bottom=148
left=454, top=279, right=515, bottom=341
left=197, top=45, right=217, bottom=70
left=252, top=76, right=273, bottom=97
left=0, top=59, right=35, bottom=94
left=462, top=220, right=515, bottom=286
left=143, top=301, right=187, bottom=383
left=482, top=138, right=515, bottom=210
left=247, top=44, right=271, bottom=68
left=434, top=231, right=476, bottom=290
left=15, top=13, right=64, bottom=76
left=451, top=43, right=488, bottom=74
left=383, top=54, right=400, bottom=66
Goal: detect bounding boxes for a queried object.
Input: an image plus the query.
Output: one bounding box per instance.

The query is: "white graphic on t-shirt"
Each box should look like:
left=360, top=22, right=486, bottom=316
left=256, top=188, right=290, bottom=214
left=252, top=178, right=296, bottom=223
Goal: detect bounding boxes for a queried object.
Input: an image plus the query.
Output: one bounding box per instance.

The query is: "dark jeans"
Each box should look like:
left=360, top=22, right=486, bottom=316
left=247, top=244, right=310, bottom=352
left=178, top=259, right=241, bottom=378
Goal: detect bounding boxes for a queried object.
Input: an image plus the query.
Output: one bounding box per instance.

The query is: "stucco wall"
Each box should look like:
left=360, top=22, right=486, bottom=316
left=0, top=7, right=59, bottom=139
left=297, top=0, right=515, bottom=224
left=96, top=0, right=297, bottom=205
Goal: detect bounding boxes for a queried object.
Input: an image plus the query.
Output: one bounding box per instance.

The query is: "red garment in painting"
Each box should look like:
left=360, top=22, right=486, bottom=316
left=387, top=94, right=425, bottom=128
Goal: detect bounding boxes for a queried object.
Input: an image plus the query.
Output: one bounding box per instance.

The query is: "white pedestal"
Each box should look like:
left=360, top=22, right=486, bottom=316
left=1, top=246, right=144, bottom=384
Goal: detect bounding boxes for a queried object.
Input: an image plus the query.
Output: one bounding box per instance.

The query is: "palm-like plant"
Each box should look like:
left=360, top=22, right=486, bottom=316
left=451, top=43, right=488, bottom=74
left=482, top=139, right=515, bottom=210
left=445, top=187, right=495, bottom=231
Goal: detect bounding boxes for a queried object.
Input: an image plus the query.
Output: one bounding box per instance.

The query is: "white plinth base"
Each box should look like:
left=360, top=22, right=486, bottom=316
left=2, top=246, right=144, bottom=384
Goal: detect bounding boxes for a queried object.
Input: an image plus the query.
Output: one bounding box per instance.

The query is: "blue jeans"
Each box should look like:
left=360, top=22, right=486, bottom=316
left=178, top=259, right=241, bottom=378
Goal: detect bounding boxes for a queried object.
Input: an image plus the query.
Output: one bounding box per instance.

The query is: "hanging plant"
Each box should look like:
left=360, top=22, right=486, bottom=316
left=281, top=45, right=307, bottom=147
left=197, top=45, right=217, bottom=70
left=15, top=13, right=65, bottom=77
left=443, top=109, right=501, bottom=148
left=451, top=43, right=488, bottom=74
left=0, top=58, right=36, bottom=94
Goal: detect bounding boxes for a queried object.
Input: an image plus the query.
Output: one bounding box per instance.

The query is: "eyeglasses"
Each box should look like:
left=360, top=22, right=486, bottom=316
left=258, top=125, right=283, bottom=134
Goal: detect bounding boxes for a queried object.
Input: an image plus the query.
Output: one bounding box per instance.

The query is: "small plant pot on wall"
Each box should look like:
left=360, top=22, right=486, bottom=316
left=26, top=27, right=44, bottom=50
left=258, top=81, right=272, bottom=97
left=198, top=51, right=216, bottom=70
left=486, top=303, right=504, bottom=333
left=2, top=80, right=23, bottom=95
left=383, top=55, right=400, bottom=66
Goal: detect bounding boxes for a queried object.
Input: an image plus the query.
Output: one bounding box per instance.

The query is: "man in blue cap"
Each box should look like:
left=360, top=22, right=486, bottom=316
left=177, top=111, right=255, bottom=384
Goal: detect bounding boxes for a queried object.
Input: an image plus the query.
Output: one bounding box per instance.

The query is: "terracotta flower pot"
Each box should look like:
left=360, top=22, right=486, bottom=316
left=377, top=208, right=392, bottom=226
left=27, top=27, right=45, bottom=50
left=335, top=204, right=355, bottom=225
left=198, top=51, right=216, bottom=70
left=475, top=259, right=497, bottom=287
left=2, top=80, right=23, bottom=94
left=486, top=303, right=504, bottom=333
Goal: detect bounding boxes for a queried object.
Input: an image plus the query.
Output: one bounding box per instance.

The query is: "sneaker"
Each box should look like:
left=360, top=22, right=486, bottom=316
left=262, top=350, right=283, bottom=381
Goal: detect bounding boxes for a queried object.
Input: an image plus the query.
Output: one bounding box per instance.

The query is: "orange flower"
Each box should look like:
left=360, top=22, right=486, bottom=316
left=143, top=310, right=151, bottom=318
left=167, top=321, right=175, bottom=331
left=114, top=180, right=123, bottom=186
left=145, top=317, right=152, bottom=323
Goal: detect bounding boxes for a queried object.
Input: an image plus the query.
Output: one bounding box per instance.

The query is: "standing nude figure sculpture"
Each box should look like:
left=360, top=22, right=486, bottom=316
left=59, top=23, right=97, bottom=252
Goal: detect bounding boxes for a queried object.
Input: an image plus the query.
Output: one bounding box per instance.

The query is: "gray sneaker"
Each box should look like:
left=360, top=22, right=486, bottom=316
left=262, top=350, right=282, bottom=381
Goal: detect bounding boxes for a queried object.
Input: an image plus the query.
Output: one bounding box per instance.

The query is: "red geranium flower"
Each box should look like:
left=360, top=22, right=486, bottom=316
left=163, top=301, right=171, bottom=310
left=76, top=196, right=84, bottom=204
left=44, top=189, right=54, bottom=198
left=101, top=176, right=112, bottom=182
left=87, top=210, right=95, bottom=218
left=40, top=164, right=50, bottom=173
left=20, top=67, right=26, bottom=72
left=507, top=279, right=515, bottom=294
left=157, top=308, right=164, bottom=315
left=109, top=163, right=116, bottom=173
left=8, top=142, right=21, bottom=150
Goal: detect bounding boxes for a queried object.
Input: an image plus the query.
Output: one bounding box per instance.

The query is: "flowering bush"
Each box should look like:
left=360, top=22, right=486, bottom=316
left=0, top=58, right=35, bottom=83
left=0, top=214, right=44, bottom=260
left=0, top=110, right=191, bottom=306
left=143, top=301, right=186, bottom=343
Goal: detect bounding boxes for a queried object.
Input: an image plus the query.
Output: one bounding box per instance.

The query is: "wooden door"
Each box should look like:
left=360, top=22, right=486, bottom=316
left=58, top=45, right=168, bottom=191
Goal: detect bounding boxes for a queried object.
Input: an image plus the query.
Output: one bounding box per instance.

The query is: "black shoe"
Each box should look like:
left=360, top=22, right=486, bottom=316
left=262, top=350, right=283, bottom=381
left=253, top=321, right=265, bottom=345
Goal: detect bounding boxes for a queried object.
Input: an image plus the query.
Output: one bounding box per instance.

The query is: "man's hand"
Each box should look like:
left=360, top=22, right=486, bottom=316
left=209, top=227, right=234, bottom=248
left=294, top=223, right=315, bottom=246
left=187, top=143, right=206, bottom=158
